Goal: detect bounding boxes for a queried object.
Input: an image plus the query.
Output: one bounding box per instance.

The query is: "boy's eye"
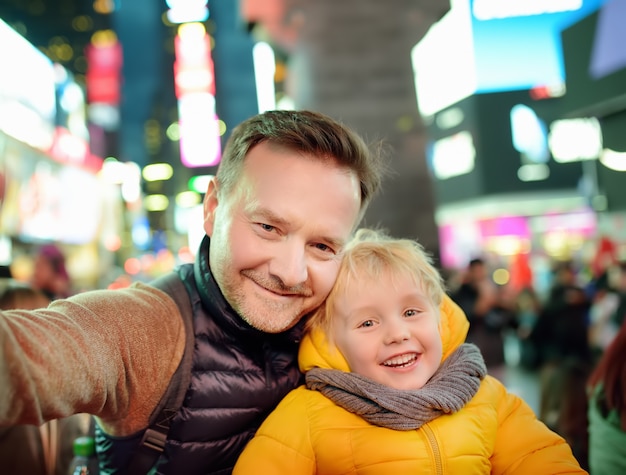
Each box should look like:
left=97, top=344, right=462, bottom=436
left=359, top=320, right=374, bottom=328
left=404, top=309, right=418, bottom=317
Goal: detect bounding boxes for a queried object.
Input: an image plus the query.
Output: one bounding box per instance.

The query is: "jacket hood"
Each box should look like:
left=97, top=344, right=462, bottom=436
left=299, top=294, right=469, bottom=372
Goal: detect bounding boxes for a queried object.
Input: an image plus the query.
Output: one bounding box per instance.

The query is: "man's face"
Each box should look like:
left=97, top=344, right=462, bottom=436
left=331, top=271, right=443, bottom=390
left=32, top=255, right=56, bottom=290
left=204, top=142, right=362, bottom=333
left=468, top=263, right=487, bottom=284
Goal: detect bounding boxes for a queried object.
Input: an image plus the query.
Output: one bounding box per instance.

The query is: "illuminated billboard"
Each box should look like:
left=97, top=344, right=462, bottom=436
left=0, top=19, right=56, bottom=151
left=0, top=133, right=103, bottom=244
left=174, top=22, right=222, bottom=167
left=560, top=1, right=626, bottom=118
left=412, top=0, right=611, bottom=119
left=426, top=90, right=586, bottom=206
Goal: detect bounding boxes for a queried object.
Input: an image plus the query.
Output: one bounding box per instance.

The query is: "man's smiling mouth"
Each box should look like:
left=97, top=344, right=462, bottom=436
left=244, top=271, right=312, bottom=298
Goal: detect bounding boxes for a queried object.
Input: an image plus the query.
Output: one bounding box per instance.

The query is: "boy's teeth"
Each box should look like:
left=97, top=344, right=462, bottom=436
left=383, top=353, right=417, bottom=367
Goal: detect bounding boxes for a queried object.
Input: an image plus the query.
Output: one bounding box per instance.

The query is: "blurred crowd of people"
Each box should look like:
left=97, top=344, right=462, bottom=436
left=448, top=256, right=626, bottom=472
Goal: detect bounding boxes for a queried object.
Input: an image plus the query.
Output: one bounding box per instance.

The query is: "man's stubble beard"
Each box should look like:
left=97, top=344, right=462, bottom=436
left=224, top=273, right=309, bottom=334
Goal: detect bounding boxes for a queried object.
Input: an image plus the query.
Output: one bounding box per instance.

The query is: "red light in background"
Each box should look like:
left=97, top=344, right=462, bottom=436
left=85, top=39, right=123, bottom=106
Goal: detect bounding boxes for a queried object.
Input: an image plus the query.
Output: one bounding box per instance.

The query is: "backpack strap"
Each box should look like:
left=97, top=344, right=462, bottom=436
left=125, top=271, right=195, bottom=475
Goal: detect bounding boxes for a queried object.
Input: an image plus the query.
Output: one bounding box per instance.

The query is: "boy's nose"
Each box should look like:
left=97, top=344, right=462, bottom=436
left=384, top=318, right=411, bottom=344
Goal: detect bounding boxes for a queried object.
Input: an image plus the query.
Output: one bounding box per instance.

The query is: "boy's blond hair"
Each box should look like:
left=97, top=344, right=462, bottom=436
left=308, top=228, right=445, bottom=336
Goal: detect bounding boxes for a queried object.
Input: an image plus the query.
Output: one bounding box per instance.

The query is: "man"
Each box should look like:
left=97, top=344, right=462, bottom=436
left=31, top=244, right=72, bottom=300
left=0, top=110, right=384, bottom=474
left=450, top=258, right=508, bottom=377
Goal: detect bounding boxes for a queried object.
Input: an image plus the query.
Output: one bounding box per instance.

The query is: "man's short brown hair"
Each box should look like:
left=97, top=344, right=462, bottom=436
left=215, top=110, right=386, bottom=221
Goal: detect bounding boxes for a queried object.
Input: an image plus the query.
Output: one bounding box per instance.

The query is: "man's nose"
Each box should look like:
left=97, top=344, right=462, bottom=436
left=269, top=242, right=308, bottom=288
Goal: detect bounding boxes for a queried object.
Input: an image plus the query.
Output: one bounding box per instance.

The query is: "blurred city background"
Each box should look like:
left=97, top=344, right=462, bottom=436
left=1, top=0, right=626, bottom=470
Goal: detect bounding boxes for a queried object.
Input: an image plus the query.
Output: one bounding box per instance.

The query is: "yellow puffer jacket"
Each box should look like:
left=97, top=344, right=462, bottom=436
left=234, top=296, right=586, bottom=475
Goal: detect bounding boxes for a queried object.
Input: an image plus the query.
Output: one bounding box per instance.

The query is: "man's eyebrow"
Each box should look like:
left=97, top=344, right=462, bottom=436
left=253, top=206, right=290, bottom=228
left=254, top=206, right=347, bottom=250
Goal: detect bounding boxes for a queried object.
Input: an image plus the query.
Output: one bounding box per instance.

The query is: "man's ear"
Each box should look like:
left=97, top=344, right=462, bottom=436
left=203, top=177, right=219, bottom=237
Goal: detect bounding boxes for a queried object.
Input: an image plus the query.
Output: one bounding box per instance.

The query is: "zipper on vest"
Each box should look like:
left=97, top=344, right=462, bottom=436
left=422, top=423, right=443, bottom=475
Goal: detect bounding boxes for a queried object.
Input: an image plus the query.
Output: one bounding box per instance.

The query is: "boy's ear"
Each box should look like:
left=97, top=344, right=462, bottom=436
left=203, top=177, right=219, bottom=237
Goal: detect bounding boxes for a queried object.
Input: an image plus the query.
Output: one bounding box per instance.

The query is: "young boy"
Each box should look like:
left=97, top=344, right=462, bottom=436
left=234, top=229, right=586, bottom=474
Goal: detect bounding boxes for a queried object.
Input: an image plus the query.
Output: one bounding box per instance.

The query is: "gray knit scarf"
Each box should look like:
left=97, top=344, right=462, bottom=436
left=305, top=343, right=487, bottom=430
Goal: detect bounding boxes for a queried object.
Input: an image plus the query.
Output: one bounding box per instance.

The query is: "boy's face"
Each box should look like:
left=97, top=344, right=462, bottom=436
left=204, top=141, right=361, bottom=333
left=331, top=271, right=443, bottom=390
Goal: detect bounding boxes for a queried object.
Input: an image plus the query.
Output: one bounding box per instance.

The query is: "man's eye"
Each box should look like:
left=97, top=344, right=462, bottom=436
left=314, top=243, right=332, bottom=253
